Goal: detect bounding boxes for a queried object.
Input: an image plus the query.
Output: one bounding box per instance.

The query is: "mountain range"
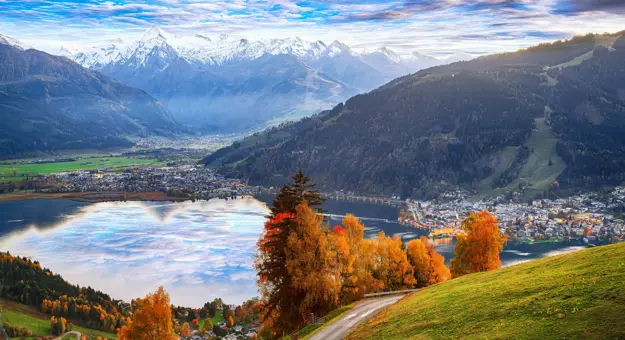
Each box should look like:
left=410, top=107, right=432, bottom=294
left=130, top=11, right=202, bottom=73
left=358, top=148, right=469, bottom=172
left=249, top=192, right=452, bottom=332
left=0, top=33, right=181, bottom=158
left=60, top=26, right=472, bottom=132
left=205, top=32, right=625, bottom=199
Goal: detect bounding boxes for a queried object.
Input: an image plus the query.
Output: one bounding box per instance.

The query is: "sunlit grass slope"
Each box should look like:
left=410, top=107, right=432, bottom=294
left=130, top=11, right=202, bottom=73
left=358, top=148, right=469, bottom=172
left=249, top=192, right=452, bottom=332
left=347, top=243, right=625, bottom=339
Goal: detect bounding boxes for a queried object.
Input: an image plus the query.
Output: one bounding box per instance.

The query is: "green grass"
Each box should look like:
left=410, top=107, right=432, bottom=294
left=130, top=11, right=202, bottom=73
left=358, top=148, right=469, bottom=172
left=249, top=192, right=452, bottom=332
left=347, top=243, right=625, bottom=339
left=475, top=113, right=566, bottom=200
left=300, top=303, right=354, bottom=339
left=197, top=314, right=225, bottom=330
left=0, top=300, right=117, bottom=339
left=0, top=156, right=162, bottom=180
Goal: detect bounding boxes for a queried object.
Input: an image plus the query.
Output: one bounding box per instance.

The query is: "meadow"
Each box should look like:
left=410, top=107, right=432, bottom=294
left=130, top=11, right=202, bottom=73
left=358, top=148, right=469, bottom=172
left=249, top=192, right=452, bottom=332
left=0, top=154, right=162, bottom=181
left=347, top=243, right=625, bottom=339
left=0, top=299, right=117, bottom=339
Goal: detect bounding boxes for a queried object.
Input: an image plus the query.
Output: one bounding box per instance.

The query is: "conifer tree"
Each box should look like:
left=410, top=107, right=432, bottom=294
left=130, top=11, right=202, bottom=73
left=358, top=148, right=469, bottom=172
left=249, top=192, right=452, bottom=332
left=256, top=171, right=325, bottom=335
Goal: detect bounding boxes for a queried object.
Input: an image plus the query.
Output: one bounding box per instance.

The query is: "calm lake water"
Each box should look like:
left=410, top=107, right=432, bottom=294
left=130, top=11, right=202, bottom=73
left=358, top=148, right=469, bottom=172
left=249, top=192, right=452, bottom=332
left=0, top=197, right=593, bottom=307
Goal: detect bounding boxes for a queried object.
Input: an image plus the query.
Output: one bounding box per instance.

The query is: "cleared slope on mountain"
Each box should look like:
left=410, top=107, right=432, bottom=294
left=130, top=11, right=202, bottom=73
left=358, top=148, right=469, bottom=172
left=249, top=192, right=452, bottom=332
left=0, top=42, right=181, bottom=157
left=346, top=243, right=625, bottom=339
left=206, top=32, right=625, bottom=198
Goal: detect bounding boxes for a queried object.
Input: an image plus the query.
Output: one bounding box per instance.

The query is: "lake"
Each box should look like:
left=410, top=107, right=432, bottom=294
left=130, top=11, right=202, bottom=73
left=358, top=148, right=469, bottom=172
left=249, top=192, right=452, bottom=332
left=0, top=197, right=593, bottom=307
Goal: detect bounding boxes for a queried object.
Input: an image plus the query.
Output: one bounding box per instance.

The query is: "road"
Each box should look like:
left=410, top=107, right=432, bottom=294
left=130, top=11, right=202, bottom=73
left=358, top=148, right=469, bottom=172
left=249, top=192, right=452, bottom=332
left=55, top=330, right=82, bottom=340
left=308, top=295, right=403, bottom=340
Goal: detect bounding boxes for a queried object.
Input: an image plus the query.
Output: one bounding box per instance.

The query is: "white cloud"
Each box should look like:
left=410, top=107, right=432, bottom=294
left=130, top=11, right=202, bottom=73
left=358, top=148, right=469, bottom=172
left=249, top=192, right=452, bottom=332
left=0, top=0, right=623, bottom=55
left=0, top=199, right=269, bottom=306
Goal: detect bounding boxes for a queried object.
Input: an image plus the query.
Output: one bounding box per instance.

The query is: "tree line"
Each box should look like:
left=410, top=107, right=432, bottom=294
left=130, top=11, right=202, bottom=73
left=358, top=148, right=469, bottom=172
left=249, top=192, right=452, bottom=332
left=0, top=252, right=129, bottom=333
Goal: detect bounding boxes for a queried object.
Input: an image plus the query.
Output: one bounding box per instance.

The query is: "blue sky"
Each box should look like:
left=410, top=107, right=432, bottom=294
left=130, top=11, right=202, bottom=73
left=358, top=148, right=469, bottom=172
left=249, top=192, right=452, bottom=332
left=1, top=0, right=625, bottom=56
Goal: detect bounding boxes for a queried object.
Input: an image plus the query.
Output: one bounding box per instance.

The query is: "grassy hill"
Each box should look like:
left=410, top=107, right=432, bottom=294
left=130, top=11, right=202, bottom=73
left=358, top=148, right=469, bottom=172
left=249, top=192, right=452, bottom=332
left=0, top=299, right=117, bottom=339
left=347, top=243, right=625, bottom=339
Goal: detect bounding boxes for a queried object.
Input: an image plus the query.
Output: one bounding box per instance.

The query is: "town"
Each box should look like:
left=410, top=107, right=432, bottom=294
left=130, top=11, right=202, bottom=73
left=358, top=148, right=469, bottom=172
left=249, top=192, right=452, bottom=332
left=398, top=188, right=625, bottom=244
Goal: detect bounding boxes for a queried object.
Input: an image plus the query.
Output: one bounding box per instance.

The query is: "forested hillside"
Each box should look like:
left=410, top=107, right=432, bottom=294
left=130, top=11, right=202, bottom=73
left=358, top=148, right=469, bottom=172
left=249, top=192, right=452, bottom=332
left=0, top=42, right=183, bottom=158
left=205, top=32, right=625, bottom=199
left=0, top=252, right=129, bottom=332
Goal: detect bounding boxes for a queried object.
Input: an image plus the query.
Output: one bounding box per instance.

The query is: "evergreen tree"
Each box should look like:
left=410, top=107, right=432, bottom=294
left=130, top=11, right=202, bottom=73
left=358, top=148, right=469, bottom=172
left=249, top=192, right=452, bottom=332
left=269, top=170, right=325, bottom=216
left=256, top=171, right=325, bottom=336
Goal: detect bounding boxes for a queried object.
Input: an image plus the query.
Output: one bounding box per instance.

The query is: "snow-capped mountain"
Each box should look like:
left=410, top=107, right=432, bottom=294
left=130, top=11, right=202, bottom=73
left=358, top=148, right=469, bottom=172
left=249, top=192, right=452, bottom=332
left=0, top=33, right=32, bottom=51
left=61, top=25, right=461, bottom=72
left=56, top=25, right=472, bottom=132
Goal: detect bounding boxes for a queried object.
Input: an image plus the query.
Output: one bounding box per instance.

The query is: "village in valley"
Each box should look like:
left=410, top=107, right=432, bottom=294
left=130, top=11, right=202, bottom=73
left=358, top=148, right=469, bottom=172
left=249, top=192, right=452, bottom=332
left=397, top=188, right=625, bottom=244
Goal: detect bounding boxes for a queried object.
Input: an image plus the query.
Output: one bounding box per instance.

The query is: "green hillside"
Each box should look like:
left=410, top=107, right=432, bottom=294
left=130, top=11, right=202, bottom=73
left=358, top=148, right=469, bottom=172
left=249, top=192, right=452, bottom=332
left=0, top=299, right=117, bottom=339
left=347, top=243, right=625, bottom=339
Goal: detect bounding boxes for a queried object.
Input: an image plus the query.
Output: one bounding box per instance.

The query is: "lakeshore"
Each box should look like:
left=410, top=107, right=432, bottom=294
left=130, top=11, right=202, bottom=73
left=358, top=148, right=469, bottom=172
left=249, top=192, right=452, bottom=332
left=0, top=191, right=193, bottom=203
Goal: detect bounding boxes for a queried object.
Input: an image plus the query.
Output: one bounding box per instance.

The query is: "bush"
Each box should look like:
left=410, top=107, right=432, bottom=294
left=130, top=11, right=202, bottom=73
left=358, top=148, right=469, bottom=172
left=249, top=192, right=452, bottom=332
left=2, top=322, right=33, bottom=337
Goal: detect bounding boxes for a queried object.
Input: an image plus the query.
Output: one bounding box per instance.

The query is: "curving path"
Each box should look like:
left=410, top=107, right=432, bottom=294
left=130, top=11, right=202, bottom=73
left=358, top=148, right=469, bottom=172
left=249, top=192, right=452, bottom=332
left=55, top=330, right=82, bottom=340
left=307, top=295, right=403, bottom=340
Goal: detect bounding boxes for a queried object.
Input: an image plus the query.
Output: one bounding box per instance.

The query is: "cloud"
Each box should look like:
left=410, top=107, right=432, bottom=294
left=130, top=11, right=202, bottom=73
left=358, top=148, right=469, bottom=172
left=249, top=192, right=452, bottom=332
left=0, top=199, right=270, bottom=306
left=0, top=0, right=624, bottom=57
left=553, top=0, right=625, bottom=15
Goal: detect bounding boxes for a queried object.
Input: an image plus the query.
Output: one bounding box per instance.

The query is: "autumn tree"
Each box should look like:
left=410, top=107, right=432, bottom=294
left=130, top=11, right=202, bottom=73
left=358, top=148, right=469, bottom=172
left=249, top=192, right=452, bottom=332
left=255, top=172, right=326, bottom=335
left=234, top=306, right=245, bottom=321
left=226, top=316, right=235, bottom=328
left=451, top=210, right=507, bottom=278
left=285, top=202, right=342, bottom=320
left=117, top=286, right=177, bottom=340
left=181, top=322, right=191, bottom=337
left=334, top=215, right=379, bottom=301
left=50, top=316, right=67, bottom=335
left=370, top=232, right=416, bottom=290
left=406, top=236, right=450, bottom=287
left=203, top=318, right=213, bottom=331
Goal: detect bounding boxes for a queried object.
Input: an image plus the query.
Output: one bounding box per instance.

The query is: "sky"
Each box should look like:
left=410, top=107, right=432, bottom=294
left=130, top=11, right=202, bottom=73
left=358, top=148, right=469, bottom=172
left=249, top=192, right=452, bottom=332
left=1, top=0, right=625, bottom=57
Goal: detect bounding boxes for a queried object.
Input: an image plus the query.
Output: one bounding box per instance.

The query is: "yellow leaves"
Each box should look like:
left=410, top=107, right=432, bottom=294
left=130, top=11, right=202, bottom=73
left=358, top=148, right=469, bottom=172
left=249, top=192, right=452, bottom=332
left=368, top=232, right=416, bottom=290
left=451, top=210, right=506, bottom=277
left=181, top=322, right=191, bottom=337
left=117, top=286, right=177, bottom=340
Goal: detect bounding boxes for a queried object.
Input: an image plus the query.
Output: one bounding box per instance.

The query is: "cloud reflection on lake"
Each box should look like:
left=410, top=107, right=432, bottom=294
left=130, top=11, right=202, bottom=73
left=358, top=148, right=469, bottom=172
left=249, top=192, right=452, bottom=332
left=0, top=198, right=269, bottom=307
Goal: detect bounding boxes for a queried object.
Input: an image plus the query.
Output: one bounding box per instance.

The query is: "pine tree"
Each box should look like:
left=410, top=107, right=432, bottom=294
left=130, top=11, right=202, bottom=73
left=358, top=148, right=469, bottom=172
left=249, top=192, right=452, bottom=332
left=256, top=171, right=325, bottom=335
left=269, top=170, right=325, bottom=216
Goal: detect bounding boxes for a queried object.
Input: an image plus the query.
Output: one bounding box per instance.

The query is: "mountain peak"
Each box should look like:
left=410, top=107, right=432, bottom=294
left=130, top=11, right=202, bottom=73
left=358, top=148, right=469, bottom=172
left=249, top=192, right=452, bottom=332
left=407, top=50, right=438, bottom=61
left=0, top=33, right=31, bottom=50
left=325, top=40, right=352, bottom=57
left=141, top=25, right=170, bottom=42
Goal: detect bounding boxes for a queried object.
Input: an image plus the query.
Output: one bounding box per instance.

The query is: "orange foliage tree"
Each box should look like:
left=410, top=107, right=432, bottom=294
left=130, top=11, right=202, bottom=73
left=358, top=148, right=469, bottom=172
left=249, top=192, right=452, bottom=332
left=226, top=315, right=235, bottom=328
left=406, top=236, right=450, bottom=287
left=116, top=286, right=177, bottom=340
left=450, top=210, right=507, bottom=278
left=370, top=232, right=416, bottom=290
left=334, top=215, right=381, bottom=300
left=255, top=171, right=326, bottom=335
left=285, top=202, right=342, bottom=319
left=181, top=322, right=191, bottom=337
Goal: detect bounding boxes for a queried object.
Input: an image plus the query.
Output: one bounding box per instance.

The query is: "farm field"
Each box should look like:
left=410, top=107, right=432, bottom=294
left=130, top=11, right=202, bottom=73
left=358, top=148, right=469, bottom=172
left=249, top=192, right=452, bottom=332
left=0, top=155, right=162, bottom=181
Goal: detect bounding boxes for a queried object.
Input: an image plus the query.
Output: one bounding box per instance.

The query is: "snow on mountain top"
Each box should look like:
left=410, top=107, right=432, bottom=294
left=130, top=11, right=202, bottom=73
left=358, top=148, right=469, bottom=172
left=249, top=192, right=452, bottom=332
left=60, top=25, right=452, bottom=69
left=363, top=47, right=403, bottom=63
left=0, top=33, right=32, bottom=50
left=324, top=40, right=352, bottom=57
left=141, top=25, right=173, bottom=42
